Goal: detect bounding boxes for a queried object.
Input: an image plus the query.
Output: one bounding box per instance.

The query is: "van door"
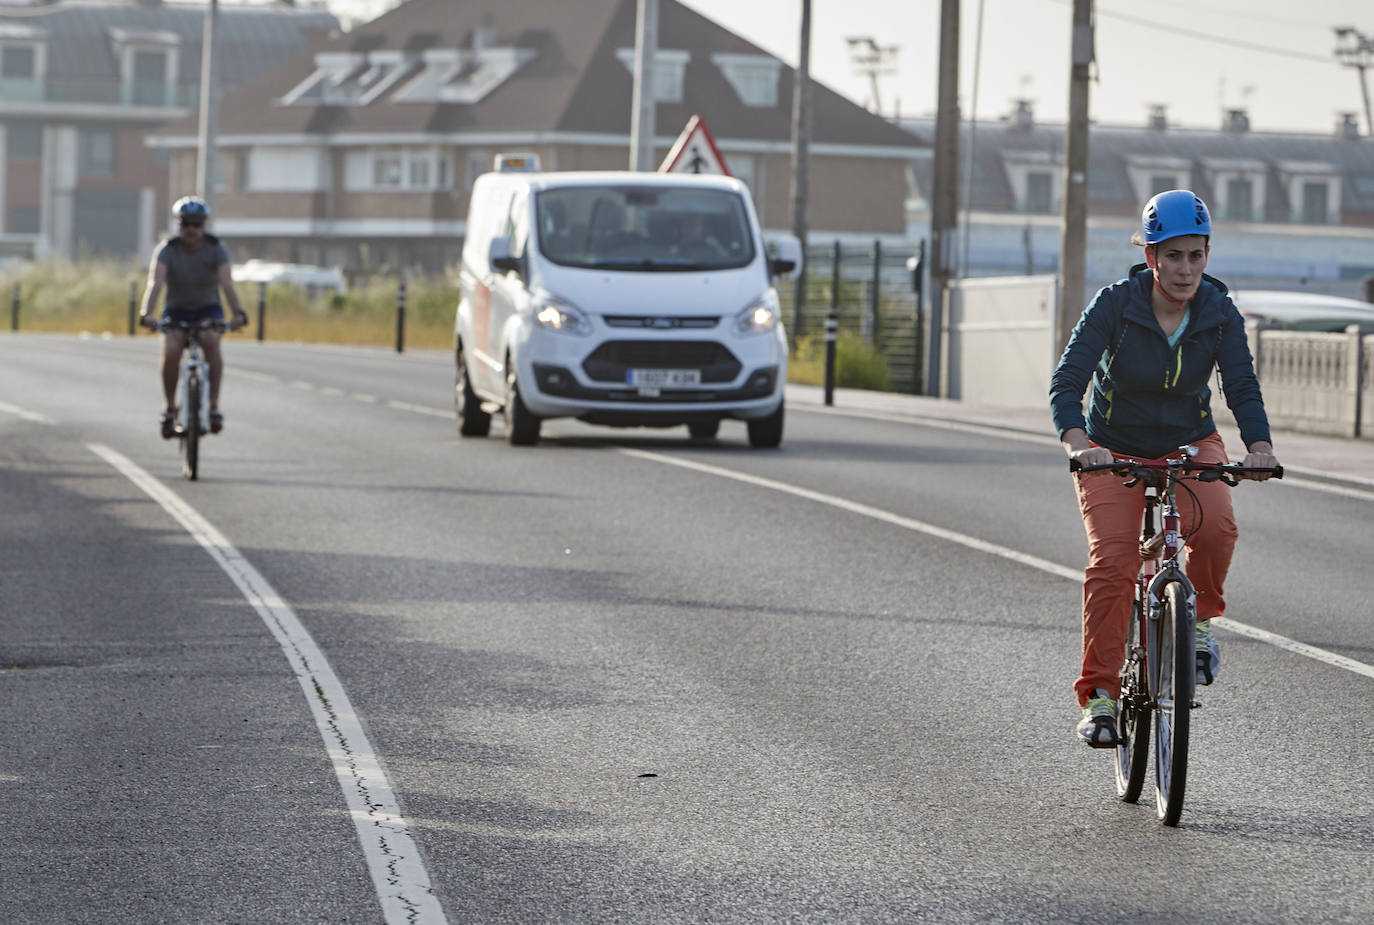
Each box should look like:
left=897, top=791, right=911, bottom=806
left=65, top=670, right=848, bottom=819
left=487, top=187, right=530, bottom=390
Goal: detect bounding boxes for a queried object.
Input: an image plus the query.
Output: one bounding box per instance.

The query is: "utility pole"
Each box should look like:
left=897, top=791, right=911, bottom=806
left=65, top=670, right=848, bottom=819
left=195, top=0, right=219, bottom=209
left=1335, top=26, right=1374, bottom=138
left=789, top=0, right=812, bottom=338
left=927, top=0, right=959, bottom=397
left=1056, top=0, right=1093, bottom=356
left=630, top=0, right=659, bottom=170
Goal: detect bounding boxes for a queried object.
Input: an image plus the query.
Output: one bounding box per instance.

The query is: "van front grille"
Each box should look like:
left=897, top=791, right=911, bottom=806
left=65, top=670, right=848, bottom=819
left=603, top=315, right=720, bottom=329
left=582, top=340, right=741, bottom=383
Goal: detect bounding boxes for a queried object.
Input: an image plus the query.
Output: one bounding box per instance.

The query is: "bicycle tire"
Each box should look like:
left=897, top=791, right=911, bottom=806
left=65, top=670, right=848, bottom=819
left=183, top=374, right=200, bottom=481
left=1152, top=580, right=1193, bottom=825
left=1115, top=600, right=1150, bottom=803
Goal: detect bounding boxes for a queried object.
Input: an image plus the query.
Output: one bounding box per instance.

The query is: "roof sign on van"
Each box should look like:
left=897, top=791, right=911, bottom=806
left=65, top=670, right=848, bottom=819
left=494, top=152, right=541, bottom=172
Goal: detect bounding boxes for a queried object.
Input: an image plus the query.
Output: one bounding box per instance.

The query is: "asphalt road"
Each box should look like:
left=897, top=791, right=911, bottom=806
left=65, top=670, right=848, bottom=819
left=2, top=333, right=1371, bottom=924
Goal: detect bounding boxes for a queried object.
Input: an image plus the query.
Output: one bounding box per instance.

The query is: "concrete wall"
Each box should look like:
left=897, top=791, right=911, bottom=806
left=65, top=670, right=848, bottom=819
left=943, top=274, right=1057, bottom=408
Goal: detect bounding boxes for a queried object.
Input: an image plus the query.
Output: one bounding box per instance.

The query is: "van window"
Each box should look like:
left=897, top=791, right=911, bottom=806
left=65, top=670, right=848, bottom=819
left=535, top=186, right=754, bottom=271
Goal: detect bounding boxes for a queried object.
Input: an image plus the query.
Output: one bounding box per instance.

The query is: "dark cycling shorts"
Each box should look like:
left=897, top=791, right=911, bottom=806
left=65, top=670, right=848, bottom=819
left=161, top=303, right=224, bottom=325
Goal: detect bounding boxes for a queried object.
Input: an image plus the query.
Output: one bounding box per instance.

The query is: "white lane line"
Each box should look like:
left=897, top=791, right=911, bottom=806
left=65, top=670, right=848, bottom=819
left=87, top=443, right=448, bottom=925
left=619, top=446, right=1374, bottom=682
left=1213, top=618, right=1374, bottom=680
left=0, top=400, right=57, bottom=425
left=387, top=399, right=450, bottom=418
left=791, top=403, right=1374, bottom=502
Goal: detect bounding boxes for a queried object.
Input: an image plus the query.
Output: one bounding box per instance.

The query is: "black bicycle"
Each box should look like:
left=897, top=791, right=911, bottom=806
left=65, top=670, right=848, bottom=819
left=158, top=318, right=232, bottom=481
left=1072, top=449, right=1282, bottom=825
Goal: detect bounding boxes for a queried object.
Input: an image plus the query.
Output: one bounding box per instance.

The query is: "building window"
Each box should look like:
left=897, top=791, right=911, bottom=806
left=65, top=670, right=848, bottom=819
left=1225, top=177, right=1253, bottom=222
left=1025, top=171, right=1054, bottom=213
left=1, top=45, right=36, bottom=79
left=1150, top=174, right=1178, bottom=195
left=373, top=154, right=404, bottom=188
left=131, top=49, right=168, bottom=106
left=9, top=206, right=40, bottom=234
left=712, top=53, right=782, bottom=108
left=615, top=49, right=690, bottom=104
left=342, top=147, right=452, bottom=192
left=1301, top=181, right=1329, bottom=224
left=466, top=150, right=489, bottom=190
left=5, top=120, right=41, bottom=161
left=78, top=129, right=116, bottom=177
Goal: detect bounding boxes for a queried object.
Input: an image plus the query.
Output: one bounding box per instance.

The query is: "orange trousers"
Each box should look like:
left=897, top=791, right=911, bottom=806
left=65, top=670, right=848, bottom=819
left=1073, top=432, right=1238, bottom=706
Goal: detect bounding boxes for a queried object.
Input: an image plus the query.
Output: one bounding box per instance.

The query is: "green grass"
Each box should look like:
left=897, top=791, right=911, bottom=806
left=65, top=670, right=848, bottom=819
left=3, top=260, right=896, bottom=389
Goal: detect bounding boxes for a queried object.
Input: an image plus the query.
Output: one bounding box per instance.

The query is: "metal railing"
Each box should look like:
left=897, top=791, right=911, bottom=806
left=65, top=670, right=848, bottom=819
left=776, top=239, right=927, bottom=394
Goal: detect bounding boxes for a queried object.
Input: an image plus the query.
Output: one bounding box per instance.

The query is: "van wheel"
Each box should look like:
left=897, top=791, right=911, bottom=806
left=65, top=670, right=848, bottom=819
left=687, top=419, right=720, bottom=440
left=505, top=363, right=541, bottom=446
left=746, top=401, right=784, bottom=449
left=455, top=344, right=491, bottom=437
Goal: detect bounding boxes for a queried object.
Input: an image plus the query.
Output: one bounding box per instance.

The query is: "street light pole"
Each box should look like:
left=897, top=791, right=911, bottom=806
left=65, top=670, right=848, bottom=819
left=630, top=0, right=659, bottom=170
left=195, top=0, right=219, bottom=209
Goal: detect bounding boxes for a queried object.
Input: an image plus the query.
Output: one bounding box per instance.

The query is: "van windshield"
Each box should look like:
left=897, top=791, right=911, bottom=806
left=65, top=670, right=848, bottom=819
left=535, top=186, right=755, bottom=271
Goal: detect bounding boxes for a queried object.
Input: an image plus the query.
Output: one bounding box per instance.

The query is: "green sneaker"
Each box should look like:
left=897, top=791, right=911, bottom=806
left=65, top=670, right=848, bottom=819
left=1196, top=619, right=1220, bottom=685
left=1076, top=689, right=1118, bottom=748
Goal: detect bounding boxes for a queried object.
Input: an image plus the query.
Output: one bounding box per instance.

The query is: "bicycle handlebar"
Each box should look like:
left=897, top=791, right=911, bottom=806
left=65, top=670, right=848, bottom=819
left=155, top=318, right=239, bottom=334
left=1070, top=457, right=1283, bottom=486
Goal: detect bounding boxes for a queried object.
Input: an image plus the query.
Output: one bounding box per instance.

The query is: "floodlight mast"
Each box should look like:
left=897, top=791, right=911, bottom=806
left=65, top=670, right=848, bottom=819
left=1334, top=26, right=1374, bottom=138
left=845, top=36, right=898, bottom=116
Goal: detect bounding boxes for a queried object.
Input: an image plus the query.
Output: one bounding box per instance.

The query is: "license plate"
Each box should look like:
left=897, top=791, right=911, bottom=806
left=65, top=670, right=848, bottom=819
left=626, top=368, right=701, bottom=388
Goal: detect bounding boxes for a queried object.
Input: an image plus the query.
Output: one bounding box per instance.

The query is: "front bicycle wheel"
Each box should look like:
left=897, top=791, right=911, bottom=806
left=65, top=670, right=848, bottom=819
left=1115, top=600, right=1151, bottom=803
left=182, top=374, right=200, bottom=481
left=1151, top=580, right=1194, bottom=825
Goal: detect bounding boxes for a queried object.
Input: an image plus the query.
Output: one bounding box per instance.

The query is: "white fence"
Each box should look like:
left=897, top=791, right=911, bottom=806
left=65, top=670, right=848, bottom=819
left=944, top=276, right=1373, bottom=439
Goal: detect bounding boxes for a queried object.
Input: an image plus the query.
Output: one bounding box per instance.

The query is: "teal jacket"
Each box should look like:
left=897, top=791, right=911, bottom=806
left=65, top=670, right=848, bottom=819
left=1050, top=264, right=1271, bottom=459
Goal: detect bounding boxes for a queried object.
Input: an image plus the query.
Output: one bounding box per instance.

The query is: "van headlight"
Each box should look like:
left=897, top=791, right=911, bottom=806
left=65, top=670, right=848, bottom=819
left=533, top=296, right=591, bottom=336
left=735, top=293, right=780, bottom=335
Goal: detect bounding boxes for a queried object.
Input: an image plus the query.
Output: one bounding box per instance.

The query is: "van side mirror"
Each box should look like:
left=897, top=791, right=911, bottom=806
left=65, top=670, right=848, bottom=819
left=768, top=235, right=803, bottom=280
left=489, top=236, right=524, bottom=277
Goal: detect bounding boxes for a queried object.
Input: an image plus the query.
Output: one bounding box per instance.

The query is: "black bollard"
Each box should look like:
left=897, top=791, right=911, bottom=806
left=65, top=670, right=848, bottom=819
left=395, top=280, right=406, bottom=353
left=823, top=313, right=838, bottom=406
left=257, top=281, right=266, bottom=341
left=11, top=282, right=19, bottom=331
left=128, top=282, right=138, bottom=336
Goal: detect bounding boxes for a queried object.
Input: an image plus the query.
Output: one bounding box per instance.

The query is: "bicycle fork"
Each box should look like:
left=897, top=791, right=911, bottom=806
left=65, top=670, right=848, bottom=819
left=176, top=348, right=210, bottom=435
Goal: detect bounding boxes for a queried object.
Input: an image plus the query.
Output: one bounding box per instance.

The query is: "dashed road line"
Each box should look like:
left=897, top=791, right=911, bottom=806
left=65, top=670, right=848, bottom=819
left=619, top=445, right=1374, bottom=682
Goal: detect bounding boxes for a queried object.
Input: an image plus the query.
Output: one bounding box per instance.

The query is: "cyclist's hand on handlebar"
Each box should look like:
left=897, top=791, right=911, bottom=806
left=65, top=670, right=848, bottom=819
left=1070, top=445, right=1116, bottom=472
left=231, top=311, right=249, bottom=331
left=139, top=313, right=158, bottom=331
left=1240, top=445, right=1280, bottom=481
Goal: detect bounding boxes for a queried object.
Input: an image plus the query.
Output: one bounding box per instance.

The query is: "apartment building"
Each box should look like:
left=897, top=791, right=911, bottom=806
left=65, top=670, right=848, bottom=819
left=0, top=0, right=337, bottom=262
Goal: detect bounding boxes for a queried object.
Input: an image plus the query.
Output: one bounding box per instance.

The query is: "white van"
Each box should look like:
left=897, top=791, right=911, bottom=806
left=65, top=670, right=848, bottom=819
left=454, top=170, right=801, bottom=447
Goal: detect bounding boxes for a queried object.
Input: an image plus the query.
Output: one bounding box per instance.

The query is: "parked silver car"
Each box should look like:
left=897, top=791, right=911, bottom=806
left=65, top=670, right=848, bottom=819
left=1230, top=290, right=1374, bottom=331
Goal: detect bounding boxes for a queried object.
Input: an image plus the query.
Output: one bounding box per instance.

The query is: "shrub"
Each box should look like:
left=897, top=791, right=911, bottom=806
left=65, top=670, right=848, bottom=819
left=788, top=330, right=892, bottom=391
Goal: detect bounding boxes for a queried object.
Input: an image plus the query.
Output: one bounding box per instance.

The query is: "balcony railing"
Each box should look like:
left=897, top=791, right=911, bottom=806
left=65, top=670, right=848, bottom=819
left=0, top=77, right=200, bottom=108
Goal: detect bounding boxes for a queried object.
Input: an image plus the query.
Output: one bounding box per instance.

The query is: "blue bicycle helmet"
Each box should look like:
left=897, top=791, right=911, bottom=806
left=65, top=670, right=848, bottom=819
left=172, top=195, right=210, bottom=221
left=1139, top=189, right=1210, bottom=244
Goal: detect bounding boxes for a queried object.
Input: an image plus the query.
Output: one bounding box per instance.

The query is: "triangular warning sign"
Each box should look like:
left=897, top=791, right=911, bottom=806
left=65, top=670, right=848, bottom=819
left=658, top=114, right=731, bottom=176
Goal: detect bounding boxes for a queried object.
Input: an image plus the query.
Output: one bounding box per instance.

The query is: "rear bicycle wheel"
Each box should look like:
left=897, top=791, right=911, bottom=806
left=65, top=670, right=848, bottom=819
left=1115, top=600, right=1151, bottom=803
left=182, top=374, right=200, bottom=481
left=1152, top=580, right=1194, bottom=825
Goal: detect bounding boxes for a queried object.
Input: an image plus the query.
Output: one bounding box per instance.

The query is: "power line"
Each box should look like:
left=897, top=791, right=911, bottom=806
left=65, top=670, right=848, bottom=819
left=1044, top=0, right=1334, bottom=64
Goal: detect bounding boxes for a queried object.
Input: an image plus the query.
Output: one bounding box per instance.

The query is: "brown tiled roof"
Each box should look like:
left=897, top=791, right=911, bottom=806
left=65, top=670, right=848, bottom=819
left=169, top=0, right=917, bottom=151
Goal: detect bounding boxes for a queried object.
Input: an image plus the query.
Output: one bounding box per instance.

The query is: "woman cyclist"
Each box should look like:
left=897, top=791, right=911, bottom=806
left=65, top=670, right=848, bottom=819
left=1049, top=189, right=1279, bottom=748
left=139, top=196, right=248, bottom=438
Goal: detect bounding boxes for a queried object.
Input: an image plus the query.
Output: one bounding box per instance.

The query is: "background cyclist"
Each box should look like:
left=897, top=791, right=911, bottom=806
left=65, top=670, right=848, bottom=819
left=138, top=196, right=248, bottom=438
left=1049, top=189, right=1280, bottom=749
